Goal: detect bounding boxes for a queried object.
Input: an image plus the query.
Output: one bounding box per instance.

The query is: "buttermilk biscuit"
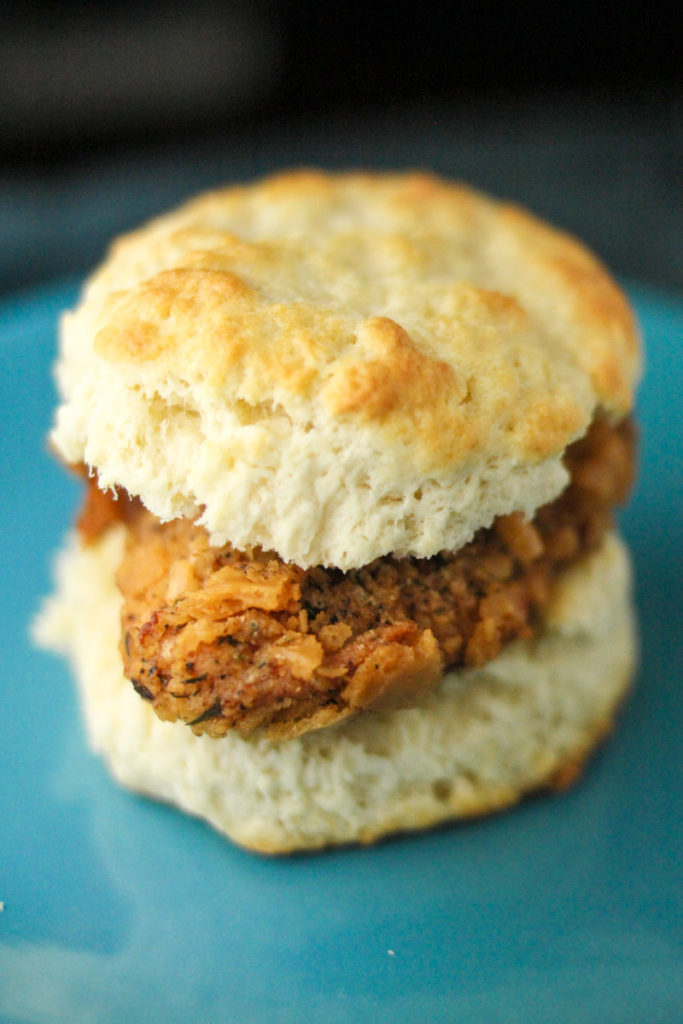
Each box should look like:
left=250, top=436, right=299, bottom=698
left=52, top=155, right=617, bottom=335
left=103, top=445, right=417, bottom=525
left=51, top=170, right=638, bottom=569
left=37, top=170, right=641, bottom=851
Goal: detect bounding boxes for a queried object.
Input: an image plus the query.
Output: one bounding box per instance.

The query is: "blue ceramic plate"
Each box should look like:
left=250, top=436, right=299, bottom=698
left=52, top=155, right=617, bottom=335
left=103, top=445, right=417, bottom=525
left=1, top=280, right=681, bottom=1024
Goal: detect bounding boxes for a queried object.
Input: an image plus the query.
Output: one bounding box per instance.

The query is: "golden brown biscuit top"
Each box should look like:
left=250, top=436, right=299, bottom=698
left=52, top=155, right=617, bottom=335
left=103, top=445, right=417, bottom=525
left=52, top=171, right=640, bottom=568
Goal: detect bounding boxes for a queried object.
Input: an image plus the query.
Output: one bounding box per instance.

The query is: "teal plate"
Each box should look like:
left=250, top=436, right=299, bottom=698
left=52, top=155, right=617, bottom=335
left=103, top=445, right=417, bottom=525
left=1, top=280, right=681, bottom=1024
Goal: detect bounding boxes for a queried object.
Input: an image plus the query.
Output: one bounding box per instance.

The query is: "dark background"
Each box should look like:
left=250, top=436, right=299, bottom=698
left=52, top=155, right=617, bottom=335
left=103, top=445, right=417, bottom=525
left=1, top=1, right=680, bottom=295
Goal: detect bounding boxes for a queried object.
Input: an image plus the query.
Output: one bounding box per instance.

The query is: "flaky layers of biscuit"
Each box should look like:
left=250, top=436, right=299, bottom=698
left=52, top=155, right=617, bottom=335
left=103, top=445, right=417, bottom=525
left=50, top=171, right=640, bottom=569
left=35, top=529, right=635, bottom=853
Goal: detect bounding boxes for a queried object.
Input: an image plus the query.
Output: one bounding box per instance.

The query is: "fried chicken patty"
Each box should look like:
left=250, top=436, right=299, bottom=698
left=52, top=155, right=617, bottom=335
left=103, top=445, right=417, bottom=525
left=78, top=416, right=635, bottom=740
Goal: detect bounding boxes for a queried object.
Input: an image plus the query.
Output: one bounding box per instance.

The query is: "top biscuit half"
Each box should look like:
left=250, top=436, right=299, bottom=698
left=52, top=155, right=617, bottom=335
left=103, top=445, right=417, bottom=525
left=51, top=170, right=640, bottom=569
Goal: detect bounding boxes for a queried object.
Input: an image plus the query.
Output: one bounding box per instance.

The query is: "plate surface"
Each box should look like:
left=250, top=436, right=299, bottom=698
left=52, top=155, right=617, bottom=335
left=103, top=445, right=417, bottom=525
left=1, top=279, right=681, bottom=1024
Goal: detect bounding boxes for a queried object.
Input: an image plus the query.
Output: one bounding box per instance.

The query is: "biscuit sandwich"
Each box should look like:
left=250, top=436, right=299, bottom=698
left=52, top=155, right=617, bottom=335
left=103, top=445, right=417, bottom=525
left=36, top=170, right=640, bottom=852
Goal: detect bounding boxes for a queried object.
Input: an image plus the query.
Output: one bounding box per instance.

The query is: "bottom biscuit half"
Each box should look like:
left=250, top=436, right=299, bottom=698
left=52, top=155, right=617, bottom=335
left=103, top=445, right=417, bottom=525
left=35, top=529, right=636, bottom=853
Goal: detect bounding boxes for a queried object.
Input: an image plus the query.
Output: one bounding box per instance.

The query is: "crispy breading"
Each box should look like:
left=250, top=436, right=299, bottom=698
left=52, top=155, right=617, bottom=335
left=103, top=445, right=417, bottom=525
left=79, top=415, right=634, bottom=740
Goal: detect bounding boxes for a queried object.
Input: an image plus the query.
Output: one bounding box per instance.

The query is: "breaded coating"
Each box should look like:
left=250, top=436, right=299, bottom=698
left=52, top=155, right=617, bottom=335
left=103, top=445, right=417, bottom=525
left=81, top=416, right=635, bottom=740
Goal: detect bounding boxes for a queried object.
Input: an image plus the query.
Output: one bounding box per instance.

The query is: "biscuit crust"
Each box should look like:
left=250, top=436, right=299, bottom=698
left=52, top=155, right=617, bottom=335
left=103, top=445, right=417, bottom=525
left=51, top=171, right=640, bottom=569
